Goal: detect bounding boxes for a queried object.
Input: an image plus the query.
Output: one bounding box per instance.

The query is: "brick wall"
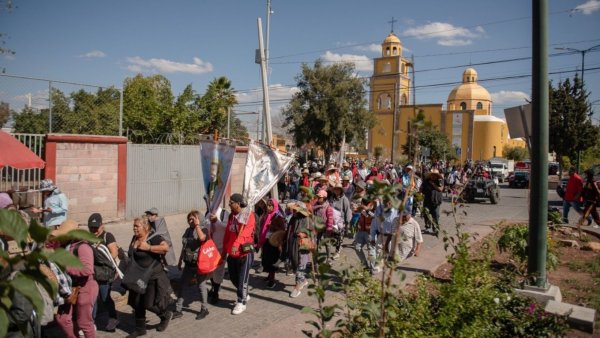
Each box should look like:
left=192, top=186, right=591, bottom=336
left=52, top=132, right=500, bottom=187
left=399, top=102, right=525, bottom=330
left=45, top=135, right=127, bottom=224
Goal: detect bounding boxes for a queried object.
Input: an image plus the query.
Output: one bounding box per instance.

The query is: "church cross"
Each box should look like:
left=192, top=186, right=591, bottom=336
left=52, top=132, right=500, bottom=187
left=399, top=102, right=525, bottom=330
left=388, top=17, right=398, bottom=33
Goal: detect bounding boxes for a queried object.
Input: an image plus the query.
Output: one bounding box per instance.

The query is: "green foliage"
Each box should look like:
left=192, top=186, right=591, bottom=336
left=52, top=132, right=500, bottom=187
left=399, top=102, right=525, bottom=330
left=401, top=110, right=456, bottom=162
left=0, top=100, right=8, bottom=127
left=124, top=75, right=245, bottom=144
left=282, top=60, right=375, bottom=160
left=12, top=106, right=49, bottom=134
left=0, top=209, right=97, bottom=337
left=503, top=145, right=529, bottom=161
left=497, top=224, right=558, bottom=273
left=549, top=75, right=600, bottom=166
left=302, top=222, right=569, bottom=337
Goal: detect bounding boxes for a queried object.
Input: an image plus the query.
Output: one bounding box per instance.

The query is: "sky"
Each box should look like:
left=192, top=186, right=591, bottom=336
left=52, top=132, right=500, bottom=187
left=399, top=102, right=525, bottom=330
left=1, top=0, right=600, bottom=135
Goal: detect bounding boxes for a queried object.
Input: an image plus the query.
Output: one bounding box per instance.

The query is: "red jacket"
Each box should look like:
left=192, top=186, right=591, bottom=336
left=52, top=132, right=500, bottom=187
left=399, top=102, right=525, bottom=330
left=565, top=174, right=584, bottom=202
left=222, top=211, right=256, bottom=258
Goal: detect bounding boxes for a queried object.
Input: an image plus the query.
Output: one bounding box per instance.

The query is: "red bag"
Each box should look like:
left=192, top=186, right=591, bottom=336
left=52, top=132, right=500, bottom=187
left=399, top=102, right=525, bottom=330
left=196, top=239, right=221, bottom=275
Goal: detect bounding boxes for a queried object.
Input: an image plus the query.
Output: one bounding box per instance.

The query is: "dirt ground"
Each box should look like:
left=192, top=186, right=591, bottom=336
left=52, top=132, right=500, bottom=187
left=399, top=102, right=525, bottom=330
left=433, top=224, right=600, bottom=337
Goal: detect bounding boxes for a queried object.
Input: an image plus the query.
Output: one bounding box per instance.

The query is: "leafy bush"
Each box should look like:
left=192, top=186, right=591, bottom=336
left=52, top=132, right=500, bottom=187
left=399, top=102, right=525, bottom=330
left=497, top=223, right=558, bottom=273
left=0, top=209, right=98, bottom=337
left=303, top=223, right=569, bottom=337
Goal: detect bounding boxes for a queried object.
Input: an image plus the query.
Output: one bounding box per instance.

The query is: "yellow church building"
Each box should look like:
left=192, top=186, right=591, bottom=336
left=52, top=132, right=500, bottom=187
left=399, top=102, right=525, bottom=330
left=368, top=32, right=525, bottom=163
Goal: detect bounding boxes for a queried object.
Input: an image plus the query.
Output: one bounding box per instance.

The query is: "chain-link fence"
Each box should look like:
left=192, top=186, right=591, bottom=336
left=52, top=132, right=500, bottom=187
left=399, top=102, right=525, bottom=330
left=0, top=74, right=123, bottom=135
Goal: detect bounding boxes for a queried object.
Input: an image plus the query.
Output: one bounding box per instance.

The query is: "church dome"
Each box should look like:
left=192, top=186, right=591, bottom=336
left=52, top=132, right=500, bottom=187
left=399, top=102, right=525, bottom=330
left=447, top=68, right=492, bottom=113
left=383, top=32, right=401, bottom=44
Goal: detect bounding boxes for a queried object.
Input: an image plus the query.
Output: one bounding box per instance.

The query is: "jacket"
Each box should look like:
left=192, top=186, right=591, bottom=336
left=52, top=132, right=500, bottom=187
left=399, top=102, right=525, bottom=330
left=223, top=211, right=256, bottom=258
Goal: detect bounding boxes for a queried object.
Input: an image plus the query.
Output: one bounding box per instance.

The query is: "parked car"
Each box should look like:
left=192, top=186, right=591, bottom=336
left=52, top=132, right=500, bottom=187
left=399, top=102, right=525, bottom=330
left=509, top=171, right=529, bottom=188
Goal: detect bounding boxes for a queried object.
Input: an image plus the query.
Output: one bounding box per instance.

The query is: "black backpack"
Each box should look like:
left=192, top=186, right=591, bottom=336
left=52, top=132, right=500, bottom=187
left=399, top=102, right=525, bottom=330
left=74, top=237, right=117, bottom=283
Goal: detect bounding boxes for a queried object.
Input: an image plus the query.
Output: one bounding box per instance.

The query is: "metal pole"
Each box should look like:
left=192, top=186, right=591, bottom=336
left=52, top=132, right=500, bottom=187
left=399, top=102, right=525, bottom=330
left=48, top=81, right=53, bottom=133
left=265, top=0, right=271, bottom=70
left=227, top=107, right=231, bottom=139
left=119, top=87, right=124, bottom=136
left=528, top=0, right=549, bottom=288
left=258, top=17, right=277, bottom=198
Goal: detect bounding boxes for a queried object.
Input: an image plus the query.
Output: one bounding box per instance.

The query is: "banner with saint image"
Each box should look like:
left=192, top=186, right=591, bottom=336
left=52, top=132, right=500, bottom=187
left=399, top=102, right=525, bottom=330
left=200, top=139, right=236, bottom=214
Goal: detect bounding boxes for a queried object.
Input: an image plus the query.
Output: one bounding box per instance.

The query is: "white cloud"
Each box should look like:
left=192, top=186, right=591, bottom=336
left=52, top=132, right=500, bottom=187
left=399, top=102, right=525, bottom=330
left=79, top=50, right=106, bottom=58
left=125, top=56, right=213, bottom=74
left=490, top=90, right=530, bottom=105
left=402, top=22, right=485, bottom=47
left=320, top=51, right=373, bottom=72
left=354, top=43, right=381, bottom=53
left=574, top=0, right=600, bottom=14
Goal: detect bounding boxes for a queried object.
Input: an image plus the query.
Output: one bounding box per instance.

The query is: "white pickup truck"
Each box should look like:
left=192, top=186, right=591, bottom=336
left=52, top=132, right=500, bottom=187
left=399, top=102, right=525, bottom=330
left=489, top=161, right=509, bottom=183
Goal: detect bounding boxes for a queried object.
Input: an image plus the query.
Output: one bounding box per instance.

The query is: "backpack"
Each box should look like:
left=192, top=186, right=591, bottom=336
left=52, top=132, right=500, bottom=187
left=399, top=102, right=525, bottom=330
left=75, top=239, right=117, bottom=283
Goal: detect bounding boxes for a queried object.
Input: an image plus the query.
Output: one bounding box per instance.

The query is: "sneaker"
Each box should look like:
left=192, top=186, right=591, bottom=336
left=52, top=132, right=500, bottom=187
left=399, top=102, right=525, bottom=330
left=195, top=307, right=209, bottom=320
left=593, top=224, right=600, bottom=229
left=171, top=311, right=183, bottom=320
left=232, top=302, right=246, bottom=315
left=104, top=318, right=119, bottom=332
left=245, top=294, right=251, bottom=302
left=266, top=280, right=276, bottom=289
left=290, top=288, right=301, bottom=298
left=298, top=280, right=309, bottom=290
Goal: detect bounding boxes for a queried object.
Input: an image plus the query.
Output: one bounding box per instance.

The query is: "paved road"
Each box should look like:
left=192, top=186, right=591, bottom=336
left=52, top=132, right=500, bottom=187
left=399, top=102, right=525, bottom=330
left=75, top=185, right=573, bottom=337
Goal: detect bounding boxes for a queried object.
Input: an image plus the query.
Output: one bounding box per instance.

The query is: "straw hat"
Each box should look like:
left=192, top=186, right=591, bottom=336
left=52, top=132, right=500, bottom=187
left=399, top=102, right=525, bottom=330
left=50, top=219, right=79, bottom=239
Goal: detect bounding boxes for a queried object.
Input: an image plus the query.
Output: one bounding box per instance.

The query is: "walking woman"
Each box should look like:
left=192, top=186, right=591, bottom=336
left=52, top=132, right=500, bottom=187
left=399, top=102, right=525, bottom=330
left=261, top=214, right=287, bottom=288
left=173, top=210, right=211, bottom=320
left=52, top=220, right=98, bottom=338
left=125, top=216, right=172, bottom=338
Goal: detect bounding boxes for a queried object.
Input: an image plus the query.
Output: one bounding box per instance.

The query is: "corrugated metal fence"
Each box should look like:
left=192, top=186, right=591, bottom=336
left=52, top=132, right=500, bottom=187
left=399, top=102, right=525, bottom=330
left=125, top=144, right=205, bottom=219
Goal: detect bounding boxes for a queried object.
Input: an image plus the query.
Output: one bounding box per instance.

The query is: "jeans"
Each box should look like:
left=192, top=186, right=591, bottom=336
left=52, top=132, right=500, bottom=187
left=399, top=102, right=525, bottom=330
left=563, top=200, right=584, bottom=224
left=354, top=231, right=376, bottom=270
left=295, top=251, right=311, bottom=284
left=93, top=282, right=116, bottom=320
left=176, top=265, right=210, bottom=312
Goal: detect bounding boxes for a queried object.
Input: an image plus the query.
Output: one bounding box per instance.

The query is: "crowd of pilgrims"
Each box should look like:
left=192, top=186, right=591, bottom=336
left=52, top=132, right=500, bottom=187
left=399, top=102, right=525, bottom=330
left=3, top=159, right=483, bottom=338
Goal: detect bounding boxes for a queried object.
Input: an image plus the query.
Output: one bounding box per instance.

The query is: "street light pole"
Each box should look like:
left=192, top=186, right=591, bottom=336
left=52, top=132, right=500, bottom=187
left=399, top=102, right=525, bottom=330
left=555, top=44, right=600, bottom=85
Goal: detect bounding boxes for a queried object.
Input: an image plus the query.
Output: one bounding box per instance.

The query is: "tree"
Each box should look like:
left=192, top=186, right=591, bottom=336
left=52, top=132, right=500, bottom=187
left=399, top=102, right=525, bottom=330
left=282, top=60, right=374, bottom=160
left=198, top=76, right=238, bottom=136
left=123, top=74, right=174, bottom=143
left=401, top=110, right=455, bottom=163
left=0, top=101, right=9, bottom=127
left=549, top=75, right=599, bottom=167
left=503, top=145, right=528, bottom=161
left=12, top=106, right=48, bottom=134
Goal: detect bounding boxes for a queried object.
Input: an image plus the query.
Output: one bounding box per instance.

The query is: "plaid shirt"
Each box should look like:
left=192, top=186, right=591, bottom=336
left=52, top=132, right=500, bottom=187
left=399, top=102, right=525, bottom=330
left=49, top=261, right=72, bottom=305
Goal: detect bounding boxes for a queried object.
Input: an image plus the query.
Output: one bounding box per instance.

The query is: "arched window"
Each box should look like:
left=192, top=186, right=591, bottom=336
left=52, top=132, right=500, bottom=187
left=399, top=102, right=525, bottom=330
left=460, top=102, right=467, bottom=110
left=476, top=102, right=483, bottom=110
left=386, top=47, right=390, bottom=56
left=392, top=47, right=398, bottom=55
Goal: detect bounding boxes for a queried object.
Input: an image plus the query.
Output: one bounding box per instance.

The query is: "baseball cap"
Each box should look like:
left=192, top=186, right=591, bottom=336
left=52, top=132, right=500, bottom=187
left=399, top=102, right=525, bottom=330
left=145, top=207, right=159, bottom=215
left=230, top=193, right=247, bottom=207
left=88, top=213, right=103, bottom=228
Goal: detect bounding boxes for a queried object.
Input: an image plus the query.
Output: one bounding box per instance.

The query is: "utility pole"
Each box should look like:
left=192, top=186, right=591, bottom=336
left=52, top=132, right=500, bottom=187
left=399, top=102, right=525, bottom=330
left=528, top=0, right=549, bottom=288
left=258, top=17, right=277, bottom=198
left=554, top=43, right=600, bottom=173
left=391, top=82, right=398, bottom=163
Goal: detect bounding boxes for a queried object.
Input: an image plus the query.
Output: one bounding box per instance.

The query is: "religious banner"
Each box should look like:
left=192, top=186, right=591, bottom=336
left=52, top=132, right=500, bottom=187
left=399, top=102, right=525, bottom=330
left=237, top=140, right=294, bottom=223
left=200, top=139, right=236, bottom=215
